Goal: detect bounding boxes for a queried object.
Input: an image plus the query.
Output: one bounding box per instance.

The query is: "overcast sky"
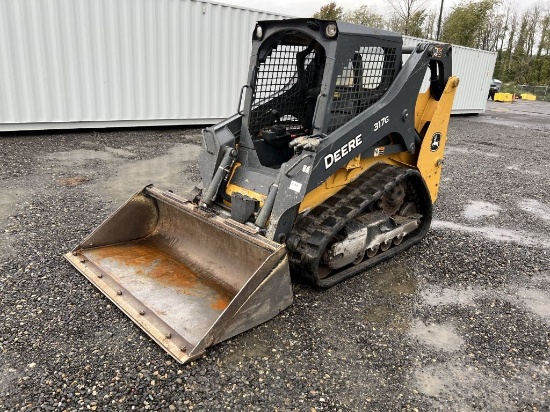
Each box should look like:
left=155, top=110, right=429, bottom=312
left=219, top=0, right=542, bottom=19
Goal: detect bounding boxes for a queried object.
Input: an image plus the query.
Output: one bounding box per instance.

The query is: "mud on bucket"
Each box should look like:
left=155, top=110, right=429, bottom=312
left=65, top=186, right=292, bottom=363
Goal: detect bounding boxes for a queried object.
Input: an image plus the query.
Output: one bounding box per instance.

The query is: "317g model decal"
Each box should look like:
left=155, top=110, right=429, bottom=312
left=374, top=116, right=389, bottom=131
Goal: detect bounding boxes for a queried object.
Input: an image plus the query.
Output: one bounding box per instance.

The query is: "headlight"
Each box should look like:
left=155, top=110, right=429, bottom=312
left=255, top=25, right=263, bottom=39
left=325, top=23, right=337, bottom=38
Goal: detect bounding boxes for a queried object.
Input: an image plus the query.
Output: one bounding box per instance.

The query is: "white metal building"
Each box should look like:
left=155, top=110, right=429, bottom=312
left=0, top=0, right=496, bottom=132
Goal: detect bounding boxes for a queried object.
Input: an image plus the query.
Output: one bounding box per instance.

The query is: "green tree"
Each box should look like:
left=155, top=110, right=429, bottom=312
left=407, top=10, right=427, bottom=37
left=385, top=0, right=429, bottom=36
left=492, top=5, right=514, bottom=80
left=313, top=2, right=344, bottom=20
left=440, top=0, right=497, bottom=48
left=510, top=15, right=529, bottom=82
left=422, top=10, right=438, bottom=39
left=478, top=5, right=508, bottom=51
left=342, top=5, right=385, bottom=29
left=525, top=6, right=542, bottom=57
left=508, top=7, right=543, bottom=84
left=503, top=12, right=518, bottom=78
left=533, top=12, right=550, bottom=84
left=536, top=14, right=550, bottom=58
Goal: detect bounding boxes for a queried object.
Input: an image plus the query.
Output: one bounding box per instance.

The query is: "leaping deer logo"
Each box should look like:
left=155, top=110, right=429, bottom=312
left=430, top=133, right=441, bottom=152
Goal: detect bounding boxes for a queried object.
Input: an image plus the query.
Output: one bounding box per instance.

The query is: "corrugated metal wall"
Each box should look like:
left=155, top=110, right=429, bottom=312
left=0, top=0, right=286, bottom=131
left=403, top=36, right=497, bottom=114
left=0, top=1, right=496, bottom=131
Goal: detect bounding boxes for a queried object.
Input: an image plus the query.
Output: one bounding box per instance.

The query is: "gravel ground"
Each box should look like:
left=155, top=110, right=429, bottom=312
left=1, top=101, right=549, bottom=411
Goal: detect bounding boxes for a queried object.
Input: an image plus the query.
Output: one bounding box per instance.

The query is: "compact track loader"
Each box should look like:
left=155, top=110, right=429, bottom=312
left=66, top=19, right=459, bottom=363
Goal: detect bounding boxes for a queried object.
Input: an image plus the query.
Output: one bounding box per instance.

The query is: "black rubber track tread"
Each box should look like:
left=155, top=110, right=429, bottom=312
left=286, top=163, right=433, bottom=288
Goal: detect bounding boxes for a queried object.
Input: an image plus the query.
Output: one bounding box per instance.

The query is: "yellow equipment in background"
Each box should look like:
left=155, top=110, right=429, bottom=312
left=521, top=93, right=537, bottom=101
left=494, top=92, right=514, bottom=102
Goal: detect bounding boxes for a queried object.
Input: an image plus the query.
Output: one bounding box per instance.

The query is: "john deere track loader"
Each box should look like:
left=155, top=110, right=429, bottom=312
left=66, top=19, right=459, bottom=363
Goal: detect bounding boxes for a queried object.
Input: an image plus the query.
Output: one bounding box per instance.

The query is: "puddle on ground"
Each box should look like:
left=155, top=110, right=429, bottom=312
left=0, top=235, right=9, bottom=258
left=365, top=305, right=398, bottom=324
left=421, top=285, right=550, bottom=325
left=0, top=188, right=27, bottom=222
left=368, top=263, right=417, bottom=296
left=358, top=264, right=417, bottom=331
left=518, top=199, right=550, bottom=223
left=104, top=147, right=136, bottom=158
left=0, top=364, right=22, bottom=395
left=414, top=367, right=447, bottom=398
left=515, top=288, right=550, bottom=324
left=363, top=305, right=409, bottom=331
left=45, top=146, right=137, bottom=164
left=463, top=200, right=501, bottom=220
left=219, top=330, right=277, bottom=369
left=445, top=146, right=469, bottom=154
left=412, top=359, right=546, bottom=409
left=408, top=320, right=464, bottom=352
left=445, top=146, right=500, bottom=158
left=43, top=143, right=200, bottom=200
left=432, top=220, right=550, bottom=249
left=413, top=361, right=484, bottom=402
left=58, top=176, right=89, bottom=187
left=92, top=143, right=201, bottom=203
left=420, top=286, right=482, bottom=307
left=44, top=148, right=117, bottom=165
left=506, top=165, right=542, bottom=176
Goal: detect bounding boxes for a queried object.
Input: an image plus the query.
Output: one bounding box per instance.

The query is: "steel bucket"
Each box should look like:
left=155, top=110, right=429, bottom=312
left=65, top=186, right=292, bottom=363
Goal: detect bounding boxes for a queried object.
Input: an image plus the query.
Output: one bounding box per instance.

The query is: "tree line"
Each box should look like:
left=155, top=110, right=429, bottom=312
left=313, top=1, right=550, bottom=88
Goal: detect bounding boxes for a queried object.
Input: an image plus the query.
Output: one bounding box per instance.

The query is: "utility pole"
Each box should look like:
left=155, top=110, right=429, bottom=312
left=436, top=0, right=444, bottom=40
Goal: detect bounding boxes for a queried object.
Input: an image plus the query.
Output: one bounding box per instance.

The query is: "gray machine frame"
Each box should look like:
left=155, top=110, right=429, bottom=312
left=199, top=18, right=452, bottom=242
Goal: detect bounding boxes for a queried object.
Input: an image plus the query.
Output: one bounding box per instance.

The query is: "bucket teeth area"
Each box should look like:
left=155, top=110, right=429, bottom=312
left=83, top=241, right=234, bottom=346
left=66, top=186, right=293, bottom=363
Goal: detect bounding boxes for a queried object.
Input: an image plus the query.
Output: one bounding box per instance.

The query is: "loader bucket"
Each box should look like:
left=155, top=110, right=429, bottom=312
left=64, top=186, right=293, bottom=364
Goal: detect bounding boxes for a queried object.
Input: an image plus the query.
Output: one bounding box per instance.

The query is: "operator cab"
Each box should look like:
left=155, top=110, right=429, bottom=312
left=247, top=30, right=326, bottom=167
left=243, top=20, right=402, bottom=169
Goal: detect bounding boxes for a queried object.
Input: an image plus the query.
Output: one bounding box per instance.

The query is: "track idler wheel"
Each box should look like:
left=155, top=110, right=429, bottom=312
left=393, top=234, right=404, bottom=245
left=380, top=239, right=392, bottom=252
left=353, top=251, right=365, bottom=265
left=366, top=245, right=379, bottom=258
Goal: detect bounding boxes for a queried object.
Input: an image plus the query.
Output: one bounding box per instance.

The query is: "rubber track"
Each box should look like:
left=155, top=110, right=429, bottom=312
left=286, top=163, right=433, bottom=288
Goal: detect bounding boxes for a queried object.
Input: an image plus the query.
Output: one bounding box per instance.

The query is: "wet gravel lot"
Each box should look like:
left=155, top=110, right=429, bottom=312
left=1, top=100, right=549, bottom=411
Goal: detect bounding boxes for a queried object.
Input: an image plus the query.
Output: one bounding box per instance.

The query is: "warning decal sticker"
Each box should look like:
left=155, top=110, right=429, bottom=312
left=374, top=147, right=385, bottom=157
left=289, top=180, right=302, bottom=193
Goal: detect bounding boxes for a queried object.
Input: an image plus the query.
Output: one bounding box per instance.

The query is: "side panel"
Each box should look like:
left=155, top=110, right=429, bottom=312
left=305, top=45, right=435, bottom=193
left=415, top=76, right=460, bottom=201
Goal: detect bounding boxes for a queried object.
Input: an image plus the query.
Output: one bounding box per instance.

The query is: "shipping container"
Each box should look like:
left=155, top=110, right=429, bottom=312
left=0, top=0, right=287, bottom=131
left=0, top=0, right=496, bottom=131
